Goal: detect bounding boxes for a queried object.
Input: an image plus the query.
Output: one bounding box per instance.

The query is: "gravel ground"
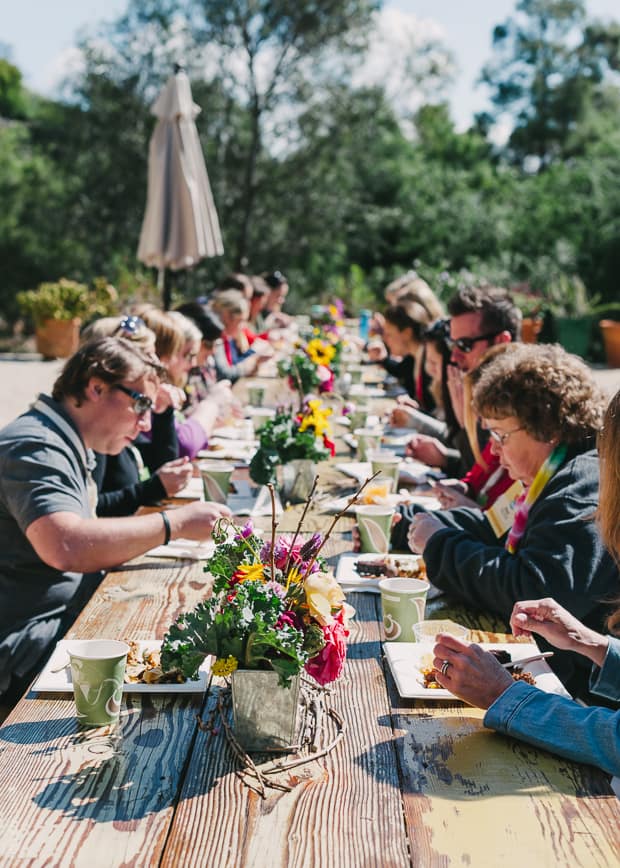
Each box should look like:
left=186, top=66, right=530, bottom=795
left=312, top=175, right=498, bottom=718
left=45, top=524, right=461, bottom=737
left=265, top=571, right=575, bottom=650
left=0, top=355, right=619, bottom=430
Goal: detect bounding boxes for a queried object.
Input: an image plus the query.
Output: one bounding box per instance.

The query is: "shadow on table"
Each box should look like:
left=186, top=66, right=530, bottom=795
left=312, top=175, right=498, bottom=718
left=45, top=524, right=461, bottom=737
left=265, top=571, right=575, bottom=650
left=354, top=712, right=612, bottom=799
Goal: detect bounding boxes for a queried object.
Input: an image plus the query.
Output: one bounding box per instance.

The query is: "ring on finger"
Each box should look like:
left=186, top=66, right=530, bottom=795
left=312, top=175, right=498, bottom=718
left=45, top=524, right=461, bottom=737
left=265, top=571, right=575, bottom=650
left=440, top=659, right=451, bottom=676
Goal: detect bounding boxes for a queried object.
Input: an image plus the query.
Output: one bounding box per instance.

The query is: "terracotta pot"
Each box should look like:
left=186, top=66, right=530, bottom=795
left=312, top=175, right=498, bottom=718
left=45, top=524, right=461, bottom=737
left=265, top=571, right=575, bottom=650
left=599, top=320, right=620, bottom=368
left=521, top=317, right=543, bottom=343
left=35, top=318, right=82, bottom=359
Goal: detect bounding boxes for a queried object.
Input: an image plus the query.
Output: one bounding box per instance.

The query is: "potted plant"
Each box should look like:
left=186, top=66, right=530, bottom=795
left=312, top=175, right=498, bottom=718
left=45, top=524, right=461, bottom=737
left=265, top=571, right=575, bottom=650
left=160, top=513, right=352, bottom=751
left=511, top=285, right=546, bottom=343
left=278, top=328, right=344, bottom=404
left=17, top=277, right=118, bottom=359
left=249, top=400, right=335, bottom=503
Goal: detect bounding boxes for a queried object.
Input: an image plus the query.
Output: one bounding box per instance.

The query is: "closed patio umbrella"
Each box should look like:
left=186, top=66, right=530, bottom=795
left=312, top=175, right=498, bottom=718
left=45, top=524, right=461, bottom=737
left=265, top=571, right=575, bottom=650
left=137, top=66, right=224, bottom=308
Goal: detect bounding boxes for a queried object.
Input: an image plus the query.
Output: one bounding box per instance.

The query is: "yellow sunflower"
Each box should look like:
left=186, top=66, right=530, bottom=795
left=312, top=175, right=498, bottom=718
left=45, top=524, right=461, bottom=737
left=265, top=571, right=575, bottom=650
left=306, top=338, right=336, bottom=367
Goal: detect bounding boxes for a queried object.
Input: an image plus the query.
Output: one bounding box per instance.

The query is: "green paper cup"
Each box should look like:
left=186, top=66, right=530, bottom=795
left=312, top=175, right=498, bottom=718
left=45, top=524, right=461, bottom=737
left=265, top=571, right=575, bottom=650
left=379, top=578, right=430, bottom=642
left=68, top=639, right=129, bottom=727
left=356, top=504, right=395, bottom=553
left=347, top=409, right=367, bottom=431
left=348, top=364, right=365, bottom=385
left=369, top=450, right=401, bottom=487
left=199, top=461, right=235, bottom=503
left=247, top=382, right=266, bottom=406
left=354, top=427, right=382, bottom=461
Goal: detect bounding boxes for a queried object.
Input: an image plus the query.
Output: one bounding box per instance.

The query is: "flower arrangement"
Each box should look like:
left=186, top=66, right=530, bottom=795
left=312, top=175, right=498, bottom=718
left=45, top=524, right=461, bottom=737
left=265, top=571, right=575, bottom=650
left=160, top=513, right=352, bottom=687
left=278, top=327, right=344, bottom=397
left=249, top=399, right=335, bottom=486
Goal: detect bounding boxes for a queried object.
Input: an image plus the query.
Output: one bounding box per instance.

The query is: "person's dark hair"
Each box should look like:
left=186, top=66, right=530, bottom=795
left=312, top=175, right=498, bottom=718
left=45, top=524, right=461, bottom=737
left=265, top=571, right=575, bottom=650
left=263, top=270, right=287, bottom=289
left=175, top=301, right=224, bottom=343
left=52, top=337, right=164, bottom=405
left=472, top=343, right=605, bottom=447
left=218, top=273, right=253, bottom=294
left=447, top=286, right=522, bottom=341
left=250, top=275, right=269, bottom=298
left=422, top=319, right=459, bottom=436
left=384, top=298, right=434, bottom=343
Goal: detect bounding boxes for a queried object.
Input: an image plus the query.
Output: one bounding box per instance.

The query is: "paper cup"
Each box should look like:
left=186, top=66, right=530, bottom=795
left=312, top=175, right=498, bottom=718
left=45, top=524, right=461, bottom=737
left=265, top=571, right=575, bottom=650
left=354, top=427, right=382, bottom=461
left=412, top=620, right=470, bottom=668
left=379, top=578, right=430, bottom=642
left=68, top=639, right=129, bottom=727
left=347, top=364, right=365, bottom=385
left=247, top=407, right=276, bottom=434
left=369, top=450, right=401, bottom=487
left=361, top=474, right=395, bottom=504
left=347, top=409, right=367, bottom=431
left=199, top=461, right=234, bottom=503
left=246, top=382, right=266, bottom=406
left=356, top=504, right=395, bottom=553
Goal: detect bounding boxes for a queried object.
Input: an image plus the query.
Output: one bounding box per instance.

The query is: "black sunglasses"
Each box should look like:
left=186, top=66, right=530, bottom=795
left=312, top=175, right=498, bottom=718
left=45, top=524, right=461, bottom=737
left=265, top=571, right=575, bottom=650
left=113, top=383, right=153, bottom=416
left=445, top=331, right=500, bottom=353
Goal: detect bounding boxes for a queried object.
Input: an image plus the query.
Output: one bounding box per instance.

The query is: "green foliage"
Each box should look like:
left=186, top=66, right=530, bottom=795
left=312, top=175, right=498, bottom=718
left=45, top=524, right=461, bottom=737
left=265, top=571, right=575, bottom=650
left=249, top=407, right=331, bottom=485
left=17, top=277, right=119, bottom=325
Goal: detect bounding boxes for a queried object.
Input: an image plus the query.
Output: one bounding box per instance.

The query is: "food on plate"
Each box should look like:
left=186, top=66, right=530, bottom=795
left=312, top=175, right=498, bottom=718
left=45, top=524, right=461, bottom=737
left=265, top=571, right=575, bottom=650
left=421, top=648, right=536, bottom=689
left=124, top=641, right=186, bottom=684
left=361, top=482, right=392, bottom=503
left=355, top=554, right=426, bottom=580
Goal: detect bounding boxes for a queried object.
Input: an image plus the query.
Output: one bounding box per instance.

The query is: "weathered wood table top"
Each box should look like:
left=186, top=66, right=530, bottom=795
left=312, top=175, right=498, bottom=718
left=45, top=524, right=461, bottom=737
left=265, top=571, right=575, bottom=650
left=1, top=377, right=619, bottom=866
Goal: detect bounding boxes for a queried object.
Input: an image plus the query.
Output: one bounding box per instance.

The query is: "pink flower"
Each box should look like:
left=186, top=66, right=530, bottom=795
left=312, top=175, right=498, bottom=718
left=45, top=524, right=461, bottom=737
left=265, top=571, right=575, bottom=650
left=305, top=607, right=349, bottom=685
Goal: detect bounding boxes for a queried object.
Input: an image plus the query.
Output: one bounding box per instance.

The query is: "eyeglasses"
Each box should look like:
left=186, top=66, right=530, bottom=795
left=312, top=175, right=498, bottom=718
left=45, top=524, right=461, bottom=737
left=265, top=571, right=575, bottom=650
left=113, top=383, right=153, bottom=416
left=488, top=426, right=523, bottom=446
left=445, top=332, right=500, bottom=353
left=115, top=315, right=146, bottom=337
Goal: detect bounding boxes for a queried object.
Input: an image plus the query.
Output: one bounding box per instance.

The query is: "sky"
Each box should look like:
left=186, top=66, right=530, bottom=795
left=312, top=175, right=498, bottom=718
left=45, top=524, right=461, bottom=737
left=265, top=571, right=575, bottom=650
left=1, top=0, right=619, bottom=130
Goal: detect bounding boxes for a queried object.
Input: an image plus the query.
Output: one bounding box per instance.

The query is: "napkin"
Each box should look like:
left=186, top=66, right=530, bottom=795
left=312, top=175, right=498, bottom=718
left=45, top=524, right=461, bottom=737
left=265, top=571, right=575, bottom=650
left=144, top=538, right=216, bottom=560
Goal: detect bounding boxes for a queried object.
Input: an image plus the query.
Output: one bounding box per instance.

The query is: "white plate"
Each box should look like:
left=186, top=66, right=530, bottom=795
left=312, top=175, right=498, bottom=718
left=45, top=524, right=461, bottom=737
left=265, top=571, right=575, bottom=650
left=335, top=460, right=437, bottom=486
left=384, top=641, right=572, bottom=700
left=169, top=476, right=204, bottom=500
left=335, top=553, right=443, bottom=598
left=32, top=640, right=211, bottom=694
left=198, top=438, right=256, bottom=462
left=144, top=538, right=216, bottom=560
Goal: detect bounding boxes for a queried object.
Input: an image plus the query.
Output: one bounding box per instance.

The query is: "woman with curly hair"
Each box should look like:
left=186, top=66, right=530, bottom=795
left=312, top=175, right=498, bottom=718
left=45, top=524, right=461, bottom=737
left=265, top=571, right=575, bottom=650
left=406, top=343, right=619, bottom=699
left=429, top=387, right=620, bottom=776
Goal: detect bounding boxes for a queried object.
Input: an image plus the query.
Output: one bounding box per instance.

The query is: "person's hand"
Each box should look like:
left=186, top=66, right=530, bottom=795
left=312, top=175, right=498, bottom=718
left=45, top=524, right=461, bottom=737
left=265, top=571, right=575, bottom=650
left=405, top=434, right=447, bottom=468
left=432, top=634, right=515, bottom=708
left=390, top=396, right=420, bottom=428
left=447, top=365, right=465, bottom=428
left=171, top=501, right=232, bottom=541
left=510, top=598, right=609, bottom=667
left=352, top=512, right=401, bottom=552
left=407, top=513, right=445, bottom=553
left=367, top=341, right=387, bottom=362
left=156, top=457, right=193, bottom=497
left=154, top=382, right=186, bottom=413
left=251, top=338, right=274, bottom=358
left=431, top=479, right=477, bottom=509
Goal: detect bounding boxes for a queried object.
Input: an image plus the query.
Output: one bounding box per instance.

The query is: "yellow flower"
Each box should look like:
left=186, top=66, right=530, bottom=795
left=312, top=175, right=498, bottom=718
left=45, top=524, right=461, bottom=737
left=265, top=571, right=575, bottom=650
left=232, top=563, right=266, bottom=583
left=212, top=655, right=239, bottom=677
left=286, top=565, right=302, bottom=589
left=304, top=571, right=345, bottom=626
left=306, top=338, right=336, bottom=367
left=298, top=399, right=332, bottom=437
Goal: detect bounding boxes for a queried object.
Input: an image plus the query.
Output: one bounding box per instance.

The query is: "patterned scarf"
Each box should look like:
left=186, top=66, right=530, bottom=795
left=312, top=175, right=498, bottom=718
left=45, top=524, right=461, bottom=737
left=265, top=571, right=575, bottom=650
left=505, top=443, right=568, bottom=554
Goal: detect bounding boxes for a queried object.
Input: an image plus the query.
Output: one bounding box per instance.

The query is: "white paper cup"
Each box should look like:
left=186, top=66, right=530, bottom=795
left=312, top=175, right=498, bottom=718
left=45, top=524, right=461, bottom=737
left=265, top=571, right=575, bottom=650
left=369, top=450, right=401, bottom=486
left=356, top=504, right=395, bottom=553
left=412, top=620, right=470, bottom=667
left=246, top=381, right=266, bottom=406
left=378, top=578, right=430, bottom=642
left=354, top=427, right=383, bottom=461
left=247, top=407, right=276, bottom=434
left=199, top=462, right=235, bottom=503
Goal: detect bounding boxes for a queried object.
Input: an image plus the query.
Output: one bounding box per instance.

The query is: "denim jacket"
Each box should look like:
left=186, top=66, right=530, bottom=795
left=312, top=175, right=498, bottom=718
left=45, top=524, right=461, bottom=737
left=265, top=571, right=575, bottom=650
left=484, top=636, right=620, bottom=776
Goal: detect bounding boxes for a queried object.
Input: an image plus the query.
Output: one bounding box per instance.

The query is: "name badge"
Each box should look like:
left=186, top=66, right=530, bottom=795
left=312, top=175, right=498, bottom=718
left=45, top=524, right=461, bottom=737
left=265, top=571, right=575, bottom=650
left=486, top=481, right=524, bottom=538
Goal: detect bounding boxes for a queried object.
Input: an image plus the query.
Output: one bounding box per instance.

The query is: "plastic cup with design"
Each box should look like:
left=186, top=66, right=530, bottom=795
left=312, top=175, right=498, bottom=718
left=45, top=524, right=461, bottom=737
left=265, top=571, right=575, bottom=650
left=354, top=427, right=383, bottom=461
left=378, top=578, right=430, bottom=642
left=247, top=407, right=276, bottom=434
left=347, top=408, right=367, bottom=431
left=199, top=461, right=235, bottom=503
left=369, top=449, right=401, bottom=487
left=68, top=639, right=129, bottom=727
left=246, top=381, right=266, bottom=407
left=355, top=504, right=395, bottom=553
left=413, top=619, right=469, bottom=667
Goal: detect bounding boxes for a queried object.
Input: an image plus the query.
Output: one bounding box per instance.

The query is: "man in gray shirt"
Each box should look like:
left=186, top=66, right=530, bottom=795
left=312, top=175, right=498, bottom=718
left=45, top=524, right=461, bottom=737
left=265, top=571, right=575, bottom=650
left=0, top=337, right=229, bottom=698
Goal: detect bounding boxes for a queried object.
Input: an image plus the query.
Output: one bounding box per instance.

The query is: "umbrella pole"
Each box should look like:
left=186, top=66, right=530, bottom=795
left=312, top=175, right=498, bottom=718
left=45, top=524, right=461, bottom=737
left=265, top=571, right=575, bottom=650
left=158, top=267, right=172, bottom=311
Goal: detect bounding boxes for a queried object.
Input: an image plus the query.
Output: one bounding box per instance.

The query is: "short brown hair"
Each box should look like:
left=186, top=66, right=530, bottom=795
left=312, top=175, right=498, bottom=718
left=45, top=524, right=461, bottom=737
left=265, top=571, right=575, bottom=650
left=448, top=286, right=522, bottom=341
left=132, top=304, right=185, bottom=360
left=52, top=337, right=164, bottom=405
left=384, top=298, right=434, bottom=343
left=472, top=343, right=605, bottom=446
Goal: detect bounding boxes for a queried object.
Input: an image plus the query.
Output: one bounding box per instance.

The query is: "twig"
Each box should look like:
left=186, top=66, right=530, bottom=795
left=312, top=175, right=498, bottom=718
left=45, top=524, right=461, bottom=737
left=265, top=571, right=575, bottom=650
left=267, top=483, right=278, bottom=580
left=283, top=475, right=319, bottom=575
left=300, top=471, right=382, bottom=579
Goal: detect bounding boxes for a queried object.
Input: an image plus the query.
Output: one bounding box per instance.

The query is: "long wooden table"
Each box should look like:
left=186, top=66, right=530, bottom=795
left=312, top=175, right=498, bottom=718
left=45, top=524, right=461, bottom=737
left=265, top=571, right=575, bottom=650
left=1, top=376, right=619, bottom=865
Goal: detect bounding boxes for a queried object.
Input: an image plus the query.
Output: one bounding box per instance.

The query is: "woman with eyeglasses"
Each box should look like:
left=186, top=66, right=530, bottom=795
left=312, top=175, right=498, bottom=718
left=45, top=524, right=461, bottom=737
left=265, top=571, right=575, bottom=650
left=405, top=343, right=619, bottom=700
left=429, top=388, right=620, bottom=776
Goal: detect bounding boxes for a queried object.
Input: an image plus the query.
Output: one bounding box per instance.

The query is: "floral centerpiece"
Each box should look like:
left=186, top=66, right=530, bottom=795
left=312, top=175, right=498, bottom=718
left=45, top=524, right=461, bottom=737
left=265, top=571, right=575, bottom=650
left=278, top=327, right=344, bottom=397
left=160, top=515, right=351, bottom=689
left=249, top=399, right=335, bottom=489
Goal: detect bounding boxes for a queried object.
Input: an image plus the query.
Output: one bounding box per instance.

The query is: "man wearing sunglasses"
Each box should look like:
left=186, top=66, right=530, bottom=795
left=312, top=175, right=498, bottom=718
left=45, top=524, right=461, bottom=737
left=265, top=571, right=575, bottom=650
left=0, top=337, right=230, bottom=703
left=405, top=286, right=521, bottom=475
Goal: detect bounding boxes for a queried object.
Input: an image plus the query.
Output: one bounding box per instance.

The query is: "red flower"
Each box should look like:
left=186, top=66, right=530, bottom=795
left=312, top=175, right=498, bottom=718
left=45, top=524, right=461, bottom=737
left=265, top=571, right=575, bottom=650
left=305, top=608, right=348, bottom=685
left=323, top=434, right=336, bottom=457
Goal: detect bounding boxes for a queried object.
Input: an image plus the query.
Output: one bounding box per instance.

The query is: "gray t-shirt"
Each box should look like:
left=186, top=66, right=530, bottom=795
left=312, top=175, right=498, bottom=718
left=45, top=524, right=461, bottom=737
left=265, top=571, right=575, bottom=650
left=0, top=395, right=94, bottom=684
